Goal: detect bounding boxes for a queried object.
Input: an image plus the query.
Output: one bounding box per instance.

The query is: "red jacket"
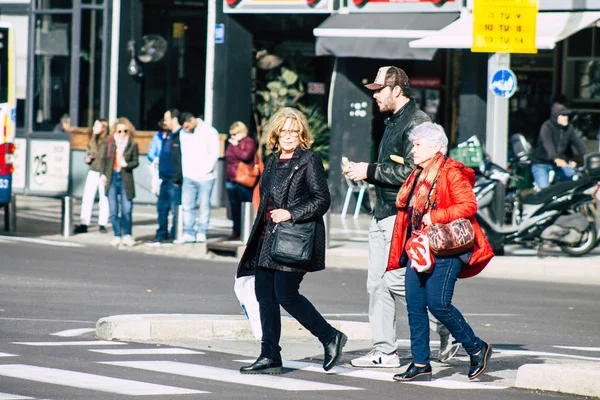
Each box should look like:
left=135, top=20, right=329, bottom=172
left=225, top=136, right=257, bottom=181
left=387, top=158, right=494, bottom=278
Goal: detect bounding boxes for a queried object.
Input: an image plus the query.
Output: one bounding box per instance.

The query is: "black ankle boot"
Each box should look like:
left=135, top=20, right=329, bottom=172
left=323, top=330, right=347, bottom=371
left=468, top=341, right=492, bottom=380
left=393, top=363, right=432, bottom=382
left=240, top=356, right=282, bottom=374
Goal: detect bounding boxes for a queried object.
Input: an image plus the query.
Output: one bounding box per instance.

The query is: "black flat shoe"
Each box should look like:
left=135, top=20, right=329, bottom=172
left=74, top=224, right=88, bottom=234
left=240, top=356, right=283, bottom=374
left=393, top=363, right=432, bottom=382
left=323, top=330, right=347, bottom=371
left=99, top=225, right=108, bottom=234
left=468, top=341, right=492, bottom=380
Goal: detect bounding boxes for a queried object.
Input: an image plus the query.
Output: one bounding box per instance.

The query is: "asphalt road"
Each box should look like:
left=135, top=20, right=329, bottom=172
left=0, top=238, right=597, bottom=399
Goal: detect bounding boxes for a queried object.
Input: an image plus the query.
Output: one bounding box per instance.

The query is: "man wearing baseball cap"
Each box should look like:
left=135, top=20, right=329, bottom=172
left=346, top=66, right=460, bottom=368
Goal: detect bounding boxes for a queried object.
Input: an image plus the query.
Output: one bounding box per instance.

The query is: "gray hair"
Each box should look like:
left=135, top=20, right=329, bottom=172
left=408, top=122, right=448, bottom=155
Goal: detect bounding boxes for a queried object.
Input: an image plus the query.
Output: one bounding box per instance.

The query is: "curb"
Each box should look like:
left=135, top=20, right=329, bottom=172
left=96, top=314, right=372, bottom=341
left=515, top=363, right=600, bottom=398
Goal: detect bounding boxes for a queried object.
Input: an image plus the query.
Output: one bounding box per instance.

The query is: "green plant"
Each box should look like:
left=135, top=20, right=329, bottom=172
left=253, top=66, right=330, bottom=163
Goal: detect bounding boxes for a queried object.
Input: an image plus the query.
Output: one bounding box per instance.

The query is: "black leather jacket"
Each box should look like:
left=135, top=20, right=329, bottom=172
left=366, top=99, right=430, bottom=220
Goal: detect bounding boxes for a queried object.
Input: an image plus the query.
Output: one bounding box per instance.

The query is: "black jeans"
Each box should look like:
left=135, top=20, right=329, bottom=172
left=226, top=181, right=253, bottom=235
left=254, top=265, right=336, bottom=360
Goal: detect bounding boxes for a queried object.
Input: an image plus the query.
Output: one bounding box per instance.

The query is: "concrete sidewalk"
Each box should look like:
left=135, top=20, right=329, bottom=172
left=7, top=195, right=600, bottom=286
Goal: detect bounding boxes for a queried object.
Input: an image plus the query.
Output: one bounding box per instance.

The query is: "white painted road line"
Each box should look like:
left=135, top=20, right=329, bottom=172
left=90, top=348, right=205, bottom=355
left=51, top=328, right=96, bottom=337
left=234, top=359, right=507, bottom=390
left=553, top=346, right=600, bottom=352
left=0, top=364, right=205, bottom=396
left=102, top=361, right=362, bottom=391
left=0, top=392, right=34, bottom=399
left=0, top=236, right=84, bottom=248
left=13, top=341, right=126, bottom=347
left=0, top=353, right=18, bottom=357
left=494, top=349, right=600, bottom=362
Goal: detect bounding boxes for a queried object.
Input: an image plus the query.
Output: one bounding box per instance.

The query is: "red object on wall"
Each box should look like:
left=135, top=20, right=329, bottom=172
left=411, top=78, right=441, bottom=89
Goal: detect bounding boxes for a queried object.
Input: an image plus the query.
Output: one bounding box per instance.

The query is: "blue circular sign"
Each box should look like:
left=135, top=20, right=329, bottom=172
left=489, top=68, right=518, bottom=98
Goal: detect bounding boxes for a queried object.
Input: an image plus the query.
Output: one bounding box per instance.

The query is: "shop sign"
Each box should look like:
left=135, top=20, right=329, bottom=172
left=224, top=0, right=332, bottom=14
left=308, top=82, right=326, bottom=95
left=472, top=0, right=538, bottom=53
left=411, top=78, right=441, bottom=88
left=27, top=139, right=70, bottom=195
left=348, top=0, right=460, bottom=13
left=489, top=68, right=518, bottom=98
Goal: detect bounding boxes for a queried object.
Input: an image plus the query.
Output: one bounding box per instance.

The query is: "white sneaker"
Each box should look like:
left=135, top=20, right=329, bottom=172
left=438, top=329, right=461, bottom=363
left=121, top=235, right=136, bottom=247
left=350, top=349, right=400, bottom=368
left=195, top=233, right=207, bottom=243
left=109, top=237, right=121, bottom=247
left=173, top=233, right=196, bottom=244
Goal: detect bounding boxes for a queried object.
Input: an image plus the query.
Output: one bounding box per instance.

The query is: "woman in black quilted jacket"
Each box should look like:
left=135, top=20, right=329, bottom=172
left=237, top=107, right=346, bottom=374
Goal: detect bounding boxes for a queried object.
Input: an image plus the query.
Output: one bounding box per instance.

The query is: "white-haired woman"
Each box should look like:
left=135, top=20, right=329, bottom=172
left=387, top=122, right=494, bottom=382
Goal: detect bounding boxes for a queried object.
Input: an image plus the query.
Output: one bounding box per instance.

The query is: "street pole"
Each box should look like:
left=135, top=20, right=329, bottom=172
left=486, top=52, right=510, bottom=168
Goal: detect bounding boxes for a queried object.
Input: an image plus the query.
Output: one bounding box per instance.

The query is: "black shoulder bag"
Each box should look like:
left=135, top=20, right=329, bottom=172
left=269, top=153, right=316, bottom=265
left=270, top=220, right=316, bottom=265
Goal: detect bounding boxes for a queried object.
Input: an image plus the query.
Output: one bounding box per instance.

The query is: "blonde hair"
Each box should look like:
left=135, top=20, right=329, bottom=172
left=265, top=107, right=313, bottom=152
left=229, top=121, right=248, bottom=137
left=110, top=117, right=136, bottom=138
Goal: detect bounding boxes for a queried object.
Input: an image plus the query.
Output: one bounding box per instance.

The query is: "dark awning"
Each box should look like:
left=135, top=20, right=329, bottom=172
left=314, top=13, right=459, bottom=60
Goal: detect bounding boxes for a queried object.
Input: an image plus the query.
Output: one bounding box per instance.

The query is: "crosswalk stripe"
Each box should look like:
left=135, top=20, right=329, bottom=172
left=0, top=353, right=18, bottom=357
left=235, top=360, right=508, bottom=390
left=90, top=348, right=204, bottom=355
left=494, top=349, right=600, bottom=362
left=0, top=393, right=34, bottom=399
left=51, top=328, right=96, bottom=337
left=0, top=236, right=84, bottom=248
left=13, top=341, right=126, bottom=347
left=553, top=345, right=600, bottom=352
left=0, top=364, right=206, bottom=396
left=101, top=361, right=362, bottom=391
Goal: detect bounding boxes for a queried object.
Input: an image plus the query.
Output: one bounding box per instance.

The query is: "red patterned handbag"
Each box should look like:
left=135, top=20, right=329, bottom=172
left=427, top=218, right=475, bottom=257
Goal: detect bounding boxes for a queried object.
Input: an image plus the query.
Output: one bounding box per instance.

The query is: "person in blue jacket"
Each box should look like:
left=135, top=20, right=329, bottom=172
left=147, top=119, right=169, bottom=163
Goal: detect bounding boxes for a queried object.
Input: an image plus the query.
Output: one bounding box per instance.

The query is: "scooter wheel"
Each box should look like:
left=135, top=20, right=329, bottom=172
left=559, top=223, right=598, bottom=257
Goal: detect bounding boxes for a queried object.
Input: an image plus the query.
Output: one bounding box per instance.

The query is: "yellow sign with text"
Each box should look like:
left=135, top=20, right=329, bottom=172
left=472, top=1, right=538, bottom=53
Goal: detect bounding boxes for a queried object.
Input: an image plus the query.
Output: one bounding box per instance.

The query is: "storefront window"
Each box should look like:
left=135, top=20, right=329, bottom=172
left=83, top=0, right=104, bottom=4
left=79, top=9, right=104, bottom=127
left=36, top=0, right=73, bottom=9
left=567, top=29, right=593, bottom=58
left=33, top=14, right=71, bottom=131
left=572, top=61, right=600, bottom=101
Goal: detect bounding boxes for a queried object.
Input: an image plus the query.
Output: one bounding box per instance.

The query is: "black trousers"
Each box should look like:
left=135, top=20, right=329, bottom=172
left=254, top=265, right=336, bottom=360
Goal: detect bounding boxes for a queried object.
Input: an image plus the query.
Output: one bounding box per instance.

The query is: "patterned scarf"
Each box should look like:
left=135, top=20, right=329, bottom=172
left=396, top=152, right=445, bottom=230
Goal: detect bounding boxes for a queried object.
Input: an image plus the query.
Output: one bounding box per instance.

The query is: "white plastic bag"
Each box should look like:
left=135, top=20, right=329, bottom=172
left=138, top=162, right=161, bottom=197
left=406, top=229, right=435, bottom=273
left=233, top=275, right=262, bottom=340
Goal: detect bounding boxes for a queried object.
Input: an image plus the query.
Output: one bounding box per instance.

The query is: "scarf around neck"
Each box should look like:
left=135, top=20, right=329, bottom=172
left=396, top=152, right=445, bottom=230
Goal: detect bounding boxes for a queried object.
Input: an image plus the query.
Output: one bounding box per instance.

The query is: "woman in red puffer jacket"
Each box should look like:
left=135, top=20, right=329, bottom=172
left=387, top=122, right=494, bottom=383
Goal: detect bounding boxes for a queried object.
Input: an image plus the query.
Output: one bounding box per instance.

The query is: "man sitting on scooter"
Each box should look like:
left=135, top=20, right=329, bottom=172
left=530, top=102, right=588, bottom=189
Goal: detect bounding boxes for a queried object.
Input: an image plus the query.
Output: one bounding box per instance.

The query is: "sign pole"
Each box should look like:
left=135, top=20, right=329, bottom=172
left=485, top=52, right=510, bottom=168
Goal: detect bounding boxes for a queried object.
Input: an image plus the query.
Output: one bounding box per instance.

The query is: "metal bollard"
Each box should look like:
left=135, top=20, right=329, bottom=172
left=241, top=202, right=254, bottom=243
left=175, top=204, right=184, bottom=241
left=323, top=210, right=331, bottom=249
left=61, top=196, right=73, bottom=237
left=8, top=194, right=17, bottom=232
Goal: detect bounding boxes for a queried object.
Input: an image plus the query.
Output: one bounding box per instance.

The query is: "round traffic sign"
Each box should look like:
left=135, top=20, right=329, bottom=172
left=489, top=68, right=518, bottom=98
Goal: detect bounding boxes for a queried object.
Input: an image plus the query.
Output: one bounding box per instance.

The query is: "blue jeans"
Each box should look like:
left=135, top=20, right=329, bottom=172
left=182, top=178, right=215, bottom=237
left=226, top=181, right=254, bottom=235
left=107, top=171, right=133, bottom=237
left=531, top=163, right=577, bottom=189
left=405, top=257, right=483, bottom=364
left=156, top=179, right=181, bottom=240
left=255, top=265, right=336, bottom=360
